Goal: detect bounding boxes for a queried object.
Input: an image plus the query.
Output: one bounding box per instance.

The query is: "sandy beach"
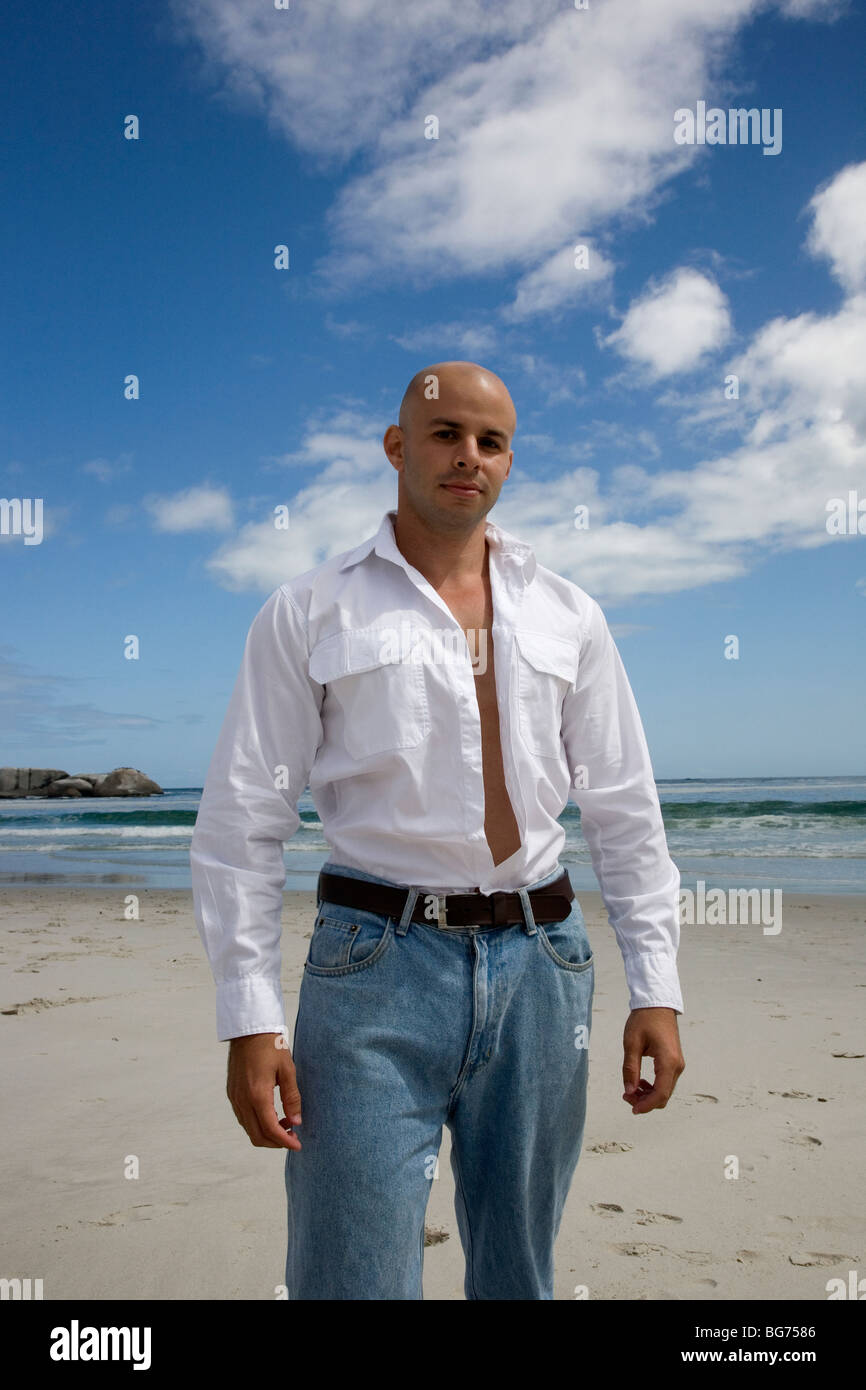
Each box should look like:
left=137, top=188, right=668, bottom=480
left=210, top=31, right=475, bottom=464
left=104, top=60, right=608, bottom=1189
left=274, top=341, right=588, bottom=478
left=1, top=886, right=863, bottom=1301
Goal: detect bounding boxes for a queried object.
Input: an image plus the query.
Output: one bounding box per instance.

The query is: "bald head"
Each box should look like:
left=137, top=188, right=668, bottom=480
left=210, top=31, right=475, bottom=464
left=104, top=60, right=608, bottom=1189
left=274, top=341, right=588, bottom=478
left=383, top=360, right=516, bottom=527
left=398, top=361, right=516, bottom=441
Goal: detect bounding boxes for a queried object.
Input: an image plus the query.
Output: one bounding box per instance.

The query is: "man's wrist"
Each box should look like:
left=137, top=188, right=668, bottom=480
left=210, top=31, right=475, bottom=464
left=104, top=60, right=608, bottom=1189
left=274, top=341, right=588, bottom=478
left=229, top=1029, right=286, bottom=1042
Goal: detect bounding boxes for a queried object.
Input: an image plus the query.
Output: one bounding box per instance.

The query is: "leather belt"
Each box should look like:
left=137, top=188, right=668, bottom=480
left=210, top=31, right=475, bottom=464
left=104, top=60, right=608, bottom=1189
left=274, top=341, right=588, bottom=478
left=317, top=868, right=575, bottom=930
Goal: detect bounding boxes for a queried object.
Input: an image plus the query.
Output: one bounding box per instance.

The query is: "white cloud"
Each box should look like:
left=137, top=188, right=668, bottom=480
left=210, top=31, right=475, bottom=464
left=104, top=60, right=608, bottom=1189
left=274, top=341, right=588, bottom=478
left=201, top=262, right=866, bottom=601
left=81, top=453, right=133, bottom=483
left=806, top=161, right=866, bottom=293
left=170, top=0, right=828, bottom=297
left=324, top=315, right=371, bottom=340
left=188, top=147, right=865, bottom=606
left=494, top=483, right=749, bottom=600
left=206, top=484, right=397, bottom=591
left=266, top=412, right=387, bottom=477
left=391, top=322, right=499, bottom=355
left=207, top=421, right=393, bottom=589
left=203, top=232, right=866, bottom=602
left=503, top=242, right=614, bottom=321
left=145, top=485, right=234, bottom=533
left=169, top=0, right=557, bottom=161
left=603, top=267, right=732, bottom=378
left=509, top=353, right=587, bottom=406
left=321, top=1, right=739, bottom=284
left=774, top=0, right=846, bottom=16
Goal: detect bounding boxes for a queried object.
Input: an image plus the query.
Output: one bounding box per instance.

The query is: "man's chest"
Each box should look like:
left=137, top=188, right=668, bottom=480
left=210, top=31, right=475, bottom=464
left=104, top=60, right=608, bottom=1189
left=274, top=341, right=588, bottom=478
left=305, top=563, right=585, bottom=764
left=436, top=580, right=498, bottom=702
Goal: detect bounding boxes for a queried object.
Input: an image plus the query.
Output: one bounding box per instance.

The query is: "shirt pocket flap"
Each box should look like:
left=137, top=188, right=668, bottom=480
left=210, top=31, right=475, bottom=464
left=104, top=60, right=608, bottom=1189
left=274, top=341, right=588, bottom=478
left=308, top=629, right=401, bottom=685
left=308, top=627, right=430, bottom=759
left=514, top=629, right=580, bottom=689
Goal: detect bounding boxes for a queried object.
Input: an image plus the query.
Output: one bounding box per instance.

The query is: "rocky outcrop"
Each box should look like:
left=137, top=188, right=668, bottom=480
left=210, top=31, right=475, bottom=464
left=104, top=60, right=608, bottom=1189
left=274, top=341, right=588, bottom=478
left=44, top=777, right=98, bottom=797
left=0, top=767, right=164, bottom=798
left=93, top=767, right=163, bottom=797
left=0, top=768, right=69, bottom=795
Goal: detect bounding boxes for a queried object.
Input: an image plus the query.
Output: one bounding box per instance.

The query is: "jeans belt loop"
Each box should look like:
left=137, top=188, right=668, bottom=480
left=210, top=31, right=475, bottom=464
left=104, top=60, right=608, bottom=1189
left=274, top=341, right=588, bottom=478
left=397, top=885, right=419, bottom=936
left=517, top=885, right=538, bottom=936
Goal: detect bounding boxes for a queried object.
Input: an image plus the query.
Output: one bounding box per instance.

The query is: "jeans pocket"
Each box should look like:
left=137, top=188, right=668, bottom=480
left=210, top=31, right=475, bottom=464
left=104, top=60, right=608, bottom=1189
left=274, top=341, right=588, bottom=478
left=305, top=904, right=393, bottom=976
left=536, top=906, right=594, bottom=973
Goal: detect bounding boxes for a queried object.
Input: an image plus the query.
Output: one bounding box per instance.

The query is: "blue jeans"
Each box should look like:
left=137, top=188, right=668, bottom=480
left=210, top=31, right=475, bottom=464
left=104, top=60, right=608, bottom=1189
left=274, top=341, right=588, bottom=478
left=284, top=859, right=594, bottom=1300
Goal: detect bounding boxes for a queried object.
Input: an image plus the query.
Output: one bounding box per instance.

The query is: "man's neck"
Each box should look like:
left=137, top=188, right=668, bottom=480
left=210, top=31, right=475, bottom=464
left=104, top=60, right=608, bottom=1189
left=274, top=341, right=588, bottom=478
left=392, top=507, right=489, bottom=592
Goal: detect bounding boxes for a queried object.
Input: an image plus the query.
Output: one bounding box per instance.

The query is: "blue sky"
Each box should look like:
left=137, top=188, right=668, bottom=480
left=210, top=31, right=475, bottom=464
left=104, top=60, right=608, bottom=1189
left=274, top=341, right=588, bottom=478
left=2, top=0, right=864, bottom=785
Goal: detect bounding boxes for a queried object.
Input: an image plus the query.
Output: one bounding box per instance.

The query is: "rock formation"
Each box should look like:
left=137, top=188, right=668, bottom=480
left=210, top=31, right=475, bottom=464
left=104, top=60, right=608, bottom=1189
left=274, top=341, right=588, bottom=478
left=0, top=767, right=164, bottom=798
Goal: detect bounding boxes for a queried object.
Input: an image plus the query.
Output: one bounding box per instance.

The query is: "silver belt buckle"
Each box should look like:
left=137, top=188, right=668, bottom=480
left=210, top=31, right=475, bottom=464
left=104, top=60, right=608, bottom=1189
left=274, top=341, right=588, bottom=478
left=421, top=892, right=449, bottom=927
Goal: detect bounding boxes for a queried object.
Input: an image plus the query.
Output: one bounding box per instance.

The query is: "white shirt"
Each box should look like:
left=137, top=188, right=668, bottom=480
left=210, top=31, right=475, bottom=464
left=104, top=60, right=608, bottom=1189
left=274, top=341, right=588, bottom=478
left=190, top=508, right=683, bottom=1040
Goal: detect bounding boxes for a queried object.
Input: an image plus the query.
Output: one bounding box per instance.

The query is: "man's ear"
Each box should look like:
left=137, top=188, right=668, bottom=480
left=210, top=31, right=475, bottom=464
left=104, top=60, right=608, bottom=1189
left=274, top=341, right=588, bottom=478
left=383, top=424, right=404, bottom=472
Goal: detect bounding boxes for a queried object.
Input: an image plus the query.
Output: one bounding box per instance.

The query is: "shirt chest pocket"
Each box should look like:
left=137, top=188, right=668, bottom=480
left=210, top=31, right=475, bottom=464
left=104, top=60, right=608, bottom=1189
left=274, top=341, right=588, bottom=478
left=309, top=628, right=432, bottom=760
left=514, top=629, right=580, bottom=759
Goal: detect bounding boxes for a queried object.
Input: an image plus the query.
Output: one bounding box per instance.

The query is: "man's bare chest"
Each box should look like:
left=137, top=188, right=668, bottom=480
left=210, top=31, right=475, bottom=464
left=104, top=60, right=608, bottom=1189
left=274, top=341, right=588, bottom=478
left=437, top=583, right=497, bottom=699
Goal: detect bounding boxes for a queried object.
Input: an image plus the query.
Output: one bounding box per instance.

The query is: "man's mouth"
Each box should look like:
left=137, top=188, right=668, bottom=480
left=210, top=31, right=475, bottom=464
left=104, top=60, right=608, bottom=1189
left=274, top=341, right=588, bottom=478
left=442, top=481, right=481, bottom=496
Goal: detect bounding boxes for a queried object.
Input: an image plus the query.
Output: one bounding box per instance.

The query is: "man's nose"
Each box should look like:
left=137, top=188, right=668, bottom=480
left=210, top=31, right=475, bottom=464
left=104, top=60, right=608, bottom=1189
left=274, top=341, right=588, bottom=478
left=456, top=437, right=483, bottom=467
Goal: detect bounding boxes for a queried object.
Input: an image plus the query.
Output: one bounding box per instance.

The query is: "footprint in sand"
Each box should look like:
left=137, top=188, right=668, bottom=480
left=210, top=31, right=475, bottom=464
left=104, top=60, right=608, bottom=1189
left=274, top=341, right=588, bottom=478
left=693, top=1094, right=718, bottom=1103
left=424, top=1226, right=450, bottom=1246
left=591, top=1203, right=624, bottom=1216
left=613, top=1243, right=711, bottom=1264
left=2, top=994, right=104, bottom=1014
left=786, top=1133, right=822, bottom=1147
left=788, top=1252, right=853, bottom=1267
left=635, top=1210, right=683, bottom=1225
left=769, top=1090, right=813, bottom=1099
left=831, top=1051, right=864, bottom=1058
left=86, top=1203, right=185, bottom=1226
left=613, top=1241, right=668, bottom=1258
left=588, top=1141, right=633, bottom=1154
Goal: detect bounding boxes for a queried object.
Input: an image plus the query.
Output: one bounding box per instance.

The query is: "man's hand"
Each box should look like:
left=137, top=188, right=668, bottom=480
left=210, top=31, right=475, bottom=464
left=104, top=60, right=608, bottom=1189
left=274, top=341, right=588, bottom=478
left=622, top=1007, right=684, bottom=1114
left=226, top=1032, right=303, bottom=1149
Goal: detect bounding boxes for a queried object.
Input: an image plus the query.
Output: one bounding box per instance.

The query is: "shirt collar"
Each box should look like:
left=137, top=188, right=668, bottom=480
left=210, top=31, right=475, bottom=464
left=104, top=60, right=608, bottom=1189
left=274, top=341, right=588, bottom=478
left=338, top=508, right=537, bottom=585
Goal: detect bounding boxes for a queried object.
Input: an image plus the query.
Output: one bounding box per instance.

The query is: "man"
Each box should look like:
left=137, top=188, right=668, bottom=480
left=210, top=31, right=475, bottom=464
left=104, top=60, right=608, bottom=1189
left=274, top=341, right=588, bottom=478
left=190, top=360, right=685, bottom=1301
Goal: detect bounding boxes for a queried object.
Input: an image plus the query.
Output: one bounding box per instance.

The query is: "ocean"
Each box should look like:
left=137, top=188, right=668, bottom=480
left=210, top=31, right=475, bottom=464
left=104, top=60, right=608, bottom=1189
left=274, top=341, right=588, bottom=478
left=0, top=777, right=864, bottom=895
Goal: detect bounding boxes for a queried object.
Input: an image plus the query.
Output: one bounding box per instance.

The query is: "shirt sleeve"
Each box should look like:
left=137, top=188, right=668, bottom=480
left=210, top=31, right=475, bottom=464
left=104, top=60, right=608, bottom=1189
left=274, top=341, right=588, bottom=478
left=190, top=585, right=324, bottom=1041
left=561, top=597, right=683, bottom=1014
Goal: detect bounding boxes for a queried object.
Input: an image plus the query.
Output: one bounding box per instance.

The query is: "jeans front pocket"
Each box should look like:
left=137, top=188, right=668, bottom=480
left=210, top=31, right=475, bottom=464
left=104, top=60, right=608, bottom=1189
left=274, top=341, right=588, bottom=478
left=305, top=902, right=394, bottom=977
left=536, top=903, right=594, bottom=973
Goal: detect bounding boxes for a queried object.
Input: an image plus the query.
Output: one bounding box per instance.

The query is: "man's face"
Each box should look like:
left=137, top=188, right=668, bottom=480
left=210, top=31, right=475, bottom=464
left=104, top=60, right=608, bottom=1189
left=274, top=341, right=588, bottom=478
left=384, top=373, right=515, bottom=529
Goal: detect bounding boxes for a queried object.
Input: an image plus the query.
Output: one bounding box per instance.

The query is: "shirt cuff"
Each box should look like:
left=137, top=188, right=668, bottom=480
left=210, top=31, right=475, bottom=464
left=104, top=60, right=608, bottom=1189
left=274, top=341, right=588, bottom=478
left=215, top=976, right=286, bottom=1043
left=621, top=949, right=684, bottom=1015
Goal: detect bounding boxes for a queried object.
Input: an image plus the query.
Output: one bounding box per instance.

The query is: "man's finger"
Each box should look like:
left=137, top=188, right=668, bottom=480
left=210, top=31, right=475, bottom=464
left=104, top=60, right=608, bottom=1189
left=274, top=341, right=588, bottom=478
left=250, top=1089, right=301, bottom=1149
left=622, top=1078, right=652, bottom=1106
left=622, top=1043, right=644, bottom=1099
left=234, top=1098, right=278, bottom=1147
left=629, top=1056, right=679, bottom=1113
left=278, top=1071, right=303, bottom=1129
